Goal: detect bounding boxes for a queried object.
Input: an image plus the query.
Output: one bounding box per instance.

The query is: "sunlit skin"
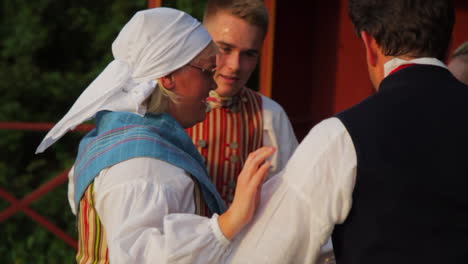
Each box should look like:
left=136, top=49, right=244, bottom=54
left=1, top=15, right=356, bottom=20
left=161, top=44, right=217, bottom=128
left=448, top=55, right=468, bottom=85
left=204, top=12, right=264, bottom=97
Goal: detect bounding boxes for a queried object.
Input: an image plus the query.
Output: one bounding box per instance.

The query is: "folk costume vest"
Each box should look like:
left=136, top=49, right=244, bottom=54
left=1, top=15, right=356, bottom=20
left=75, top=182, right=208, bottom=264
left=74, top=111, right=226, bottom=263
left=332, top=65, right=468, bottom=264
left=186, top=87, right=263, bottom=209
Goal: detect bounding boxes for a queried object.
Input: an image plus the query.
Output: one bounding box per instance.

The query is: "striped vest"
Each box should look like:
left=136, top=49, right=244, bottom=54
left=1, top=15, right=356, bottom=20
left=76, top=180, right=208, bottom=263
left=186, top=88, right=263, bottom=211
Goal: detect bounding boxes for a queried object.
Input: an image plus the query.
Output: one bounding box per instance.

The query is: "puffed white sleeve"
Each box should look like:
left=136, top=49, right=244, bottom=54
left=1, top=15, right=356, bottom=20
left=261, top=95, right=299, bottom=176
left=92, top=157, right=231, bottom=264
left=228, top=117, right=357, bottom=264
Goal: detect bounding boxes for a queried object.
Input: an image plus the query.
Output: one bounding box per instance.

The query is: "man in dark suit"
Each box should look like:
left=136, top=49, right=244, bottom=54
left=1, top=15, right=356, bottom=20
left=228, top=1, right=468, bottom=263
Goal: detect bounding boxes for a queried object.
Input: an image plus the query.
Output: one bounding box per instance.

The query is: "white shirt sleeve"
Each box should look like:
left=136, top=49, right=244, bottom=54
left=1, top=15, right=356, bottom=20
left=86, top=157, right=231, bottom=264
left=228, top=117, right=357, bottom=264
left=261, top=95, right=299, bottom=176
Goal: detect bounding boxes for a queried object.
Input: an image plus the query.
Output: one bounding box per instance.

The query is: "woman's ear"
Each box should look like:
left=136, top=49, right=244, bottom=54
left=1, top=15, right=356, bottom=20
left=158, top=73, right=176, bottom=90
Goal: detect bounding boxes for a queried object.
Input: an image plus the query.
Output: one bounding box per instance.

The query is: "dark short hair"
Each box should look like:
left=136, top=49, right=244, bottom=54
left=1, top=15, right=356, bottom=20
left=348, top=0, right=454, bottom=60
left=203, top=0, right=269, bottom=38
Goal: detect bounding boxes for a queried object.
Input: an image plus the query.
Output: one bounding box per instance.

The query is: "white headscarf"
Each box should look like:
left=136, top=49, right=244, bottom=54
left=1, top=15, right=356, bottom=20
left=36, top=8, right=211, bottom=154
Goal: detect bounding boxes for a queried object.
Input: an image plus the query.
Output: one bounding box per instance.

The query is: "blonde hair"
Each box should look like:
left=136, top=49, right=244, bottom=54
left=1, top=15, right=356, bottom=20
left=203, top=0, right=269, bottom=38
left=452, top=42, right=468, bottom=58
left=147, top=42, right=217, bottom=114
left=147, top=80, right=177, bottom=114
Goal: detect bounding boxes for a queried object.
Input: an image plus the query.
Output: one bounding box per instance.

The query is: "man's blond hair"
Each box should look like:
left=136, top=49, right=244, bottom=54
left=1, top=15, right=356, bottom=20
left=203, top=0, right=269, bottom=38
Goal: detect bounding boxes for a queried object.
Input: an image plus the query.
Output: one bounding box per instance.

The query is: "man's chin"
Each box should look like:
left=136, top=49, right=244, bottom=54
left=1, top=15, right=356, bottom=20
left=215, top=84, right=243, bottom=97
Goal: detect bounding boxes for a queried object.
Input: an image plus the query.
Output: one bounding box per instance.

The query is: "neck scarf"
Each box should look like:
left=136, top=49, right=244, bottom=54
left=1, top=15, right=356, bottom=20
left=74, top=111, right=226, bottom=214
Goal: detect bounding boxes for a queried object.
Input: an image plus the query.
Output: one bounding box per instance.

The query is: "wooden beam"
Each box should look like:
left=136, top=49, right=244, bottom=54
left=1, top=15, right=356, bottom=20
left=148, top=0, right=162, bottom=8
left=259, top=0, right=276, bottom=98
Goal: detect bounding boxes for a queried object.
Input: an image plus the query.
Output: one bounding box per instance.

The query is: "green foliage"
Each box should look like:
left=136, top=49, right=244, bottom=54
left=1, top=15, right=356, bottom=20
left=0, top=0, right=146, bottom=262
left=163, top=0, right=207, bottom=21
left=0, top=0, right=212, bottom=262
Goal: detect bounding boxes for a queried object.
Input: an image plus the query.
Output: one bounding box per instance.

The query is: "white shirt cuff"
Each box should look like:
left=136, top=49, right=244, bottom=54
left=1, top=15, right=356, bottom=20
left=211, top=213, right=231, bottom=246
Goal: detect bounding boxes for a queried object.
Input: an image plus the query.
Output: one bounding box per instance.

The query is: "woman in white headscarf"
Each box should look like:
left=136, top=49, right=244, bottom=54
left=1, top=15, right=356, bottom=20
left=36, top=8, right=274, bottom=263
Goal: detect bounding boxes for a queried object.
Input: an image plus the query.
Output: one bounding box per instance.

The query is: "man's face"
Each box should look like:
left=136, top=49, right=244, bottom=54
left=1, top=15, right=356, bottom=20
left=204, top=12, right=264, bottom=97
left=448, top=55, right=468, bottom=86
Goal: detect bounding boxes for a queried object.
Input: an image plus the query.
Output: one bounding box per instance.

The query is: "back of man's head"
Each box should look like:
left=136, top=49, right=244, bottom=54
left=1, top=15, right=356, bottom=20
left=348, top=0, right=454, bottom=60
left=203, top=0, right=269, bottom=39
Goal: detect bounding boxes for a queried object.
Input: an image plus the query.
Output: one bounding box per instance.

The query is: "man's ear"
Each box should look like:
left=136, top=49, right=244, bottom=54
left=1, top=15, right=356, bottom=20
left=360, top=31, right=378, bottom=67
left=158, top=74, right=176, bottom=90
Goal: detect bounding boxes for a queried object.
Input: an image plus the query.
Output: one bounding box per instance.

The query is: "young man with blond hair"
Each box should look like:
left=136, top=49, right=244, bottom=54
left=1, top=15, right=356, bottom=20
left=186, top=0, right=297, bottom=206
left=188, top=2, right=336, bottom=262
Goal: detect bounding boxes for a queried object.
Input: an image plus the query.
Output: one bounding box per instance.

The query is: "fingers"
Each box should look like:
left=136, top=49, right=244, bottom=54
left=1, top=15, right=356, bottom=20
left=243, top=146, right=276, bottom=173
left=250, top=160, right=271, bottom=188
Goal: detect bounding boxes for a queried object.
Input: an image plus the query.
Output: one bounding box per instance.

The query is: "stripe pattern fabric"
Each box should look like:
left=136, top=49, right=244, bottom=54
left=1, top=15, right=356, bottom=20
left=190, top=175, right=211, bottom=217
left=76, top=183, right=108, bottom=264
left=186, top=88, right=263, bottom=213
left=75, top=180, right=208, bottom=263
left=73, top=111, right=226, bottom=215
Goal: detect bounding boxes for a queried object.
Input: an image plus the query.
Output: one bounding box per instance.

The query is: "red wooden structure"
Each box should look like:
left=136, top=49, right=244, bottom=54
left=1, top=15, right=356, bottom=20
left=0, top=123, right=93, bottom=250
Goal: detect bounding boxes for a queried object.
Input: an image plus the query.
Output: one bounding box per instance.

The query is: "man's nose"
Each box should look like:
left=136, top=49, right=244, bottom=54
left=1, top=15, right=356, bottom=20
left=225, top=53, right=240, bottom=72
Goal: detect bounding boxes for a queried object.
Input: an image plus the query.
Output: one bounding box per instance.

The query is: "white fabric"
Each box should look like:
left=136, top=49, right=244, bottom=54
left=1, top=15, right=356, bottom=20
left=66, top=99, right=298, bottom=262
left=261, top=95, right=299, bottom=176
left=383, top=57, right=447, bottom=77
left=227, top=58, right=450, bottom=263
left=36, top=8, right=211, bottom=154
left=228, top=117, right=356, bottom=263
left=67, top=98, right=297, bottom=214
left=263, top=94, right=335, bottom=257
left=69, top=158, right=231, bottom=263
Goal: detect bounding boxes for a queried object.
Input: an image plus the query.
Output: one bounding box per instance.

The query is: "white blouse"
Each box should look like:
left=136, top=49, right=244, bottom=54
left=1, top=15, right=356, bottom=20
left=67, top=97, right=298, bottom=263
left=70, top=157, right=231, bottom=263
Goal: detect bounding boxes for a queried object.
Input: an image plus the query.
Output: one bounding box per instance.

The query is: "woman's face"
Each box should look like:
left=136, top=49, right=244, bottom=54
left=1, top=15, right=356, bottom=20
left=168, top=44, right=217, bottom=128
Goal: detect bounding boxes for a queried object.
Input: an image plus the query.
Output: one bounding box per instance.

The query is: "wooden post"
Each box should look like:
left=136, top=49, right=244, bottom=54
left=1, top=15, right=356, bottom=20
left=148, top=0, right=162, bottom=8
left=259, top=0, right=276, bottom=98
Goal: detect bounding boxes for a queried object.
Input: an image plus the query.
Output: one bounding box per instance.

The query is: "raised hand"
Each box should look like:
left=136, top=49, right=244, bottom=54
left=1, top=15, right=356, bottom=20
left=218, top=146, right=276, bottom=240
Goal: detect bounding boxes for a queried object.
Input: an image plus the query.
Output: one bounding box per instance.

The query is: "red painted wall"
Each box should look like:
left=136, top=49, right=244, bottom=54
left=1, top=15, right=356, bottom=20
left=271, top=1, right=342, bottom=141
left=272, top=0, right=468, bottom=141
left=450, top=1, right=468, bottom=57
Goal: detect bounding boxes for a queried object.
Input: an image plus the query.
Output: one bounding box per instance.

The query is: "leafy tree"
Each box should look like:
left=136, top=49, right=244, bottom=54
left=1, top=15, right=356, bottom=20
left=0, top=1, right=146, bottom=262
left=0, top=1, right=212, bottom=262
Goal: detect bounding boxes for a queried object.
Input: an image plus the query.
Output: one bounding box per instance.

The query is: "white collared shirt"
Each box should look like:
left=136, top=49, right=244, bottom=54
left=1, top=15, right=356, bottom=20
left=228, top=58, right=449, bottom=263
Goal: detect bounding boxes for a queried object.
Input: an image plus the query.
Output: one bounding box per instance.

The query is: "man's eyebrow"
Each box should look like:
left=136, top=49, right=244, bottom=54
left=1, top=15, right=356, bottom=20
left=216, top=41, right=259, bottom=54
left=216, top=41, right=234, bottom=48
